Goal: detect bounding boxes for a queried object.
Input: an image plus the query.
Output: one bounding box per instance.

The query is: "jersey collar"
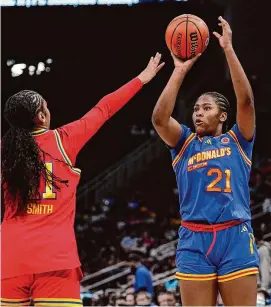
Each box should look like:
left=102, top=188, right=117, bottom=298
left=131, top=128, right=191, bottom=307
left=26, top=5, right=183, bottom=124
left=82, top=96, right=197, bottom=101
left=31, top=128, right=49, bottom=136
left=197, top=133, right=226, bottom=142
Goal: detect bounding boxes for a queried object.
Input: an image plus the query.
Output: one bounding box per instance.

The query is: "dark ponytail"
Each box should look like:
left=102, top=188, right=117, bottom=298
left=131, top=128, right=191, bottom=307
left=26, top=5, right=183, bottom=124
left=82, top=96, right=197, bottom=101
left=1, top=90, right=66, bottom=216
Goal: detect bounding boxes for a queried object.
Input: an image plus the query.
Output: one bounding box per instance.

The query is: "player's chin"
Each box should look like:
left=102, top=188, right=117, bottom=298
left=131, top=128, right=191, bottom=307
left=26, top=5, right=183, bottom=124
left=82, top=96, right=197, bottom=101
left=194, top=125, right=207, bottom=136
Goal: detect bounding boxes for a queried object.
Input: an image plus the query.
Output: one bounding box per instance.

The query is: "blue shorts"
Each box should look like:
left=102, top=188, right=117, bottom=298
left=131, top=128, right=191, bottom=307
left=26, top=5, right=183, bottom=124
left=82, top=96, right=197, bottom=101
left=175, top=221, right=259, bottom=282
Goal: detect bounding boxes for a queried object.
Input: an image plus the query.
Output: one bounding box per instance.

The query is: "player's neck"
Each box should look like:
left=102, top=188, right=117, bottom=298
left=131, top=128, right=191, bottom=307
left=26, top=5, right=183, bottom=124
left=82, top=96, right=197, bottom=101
left=34, top=124, right=49, bottom=130
left=198, top=131, right=223, bottom=138
left=210, top=126, right=223, bottom=137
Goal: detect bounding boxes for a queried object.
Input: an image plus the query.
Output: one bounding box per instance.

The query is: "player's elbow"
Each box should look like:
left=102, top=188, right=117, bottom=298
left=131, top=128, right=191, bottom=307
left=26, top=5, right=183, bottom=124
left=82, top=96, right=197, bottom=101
left=240, top=95, right=254, bottom=107
left=151, top=112, right=167, bottom=128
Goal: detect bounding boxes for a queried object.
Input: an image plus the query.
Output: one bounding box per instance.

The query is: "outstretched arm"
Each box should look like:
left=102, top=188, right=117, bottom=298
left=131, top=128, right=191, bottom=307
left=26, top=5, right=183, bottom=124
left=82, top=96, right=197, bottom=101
left=58, top=53, right=165, bottom=163
left=152, top=53, right=200, bottom=147
left=214, top=16, right=255, bottom=141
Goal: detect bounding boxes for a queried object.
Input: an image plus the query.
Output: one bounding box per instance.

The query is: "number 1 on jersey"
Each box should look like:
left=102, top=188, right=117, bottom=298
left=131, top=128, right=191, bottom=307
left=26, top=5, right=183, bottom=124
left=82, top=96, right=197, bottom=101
left=206, top=168, right=232, bottom=193
left=42, top=162, right=57, bottom=199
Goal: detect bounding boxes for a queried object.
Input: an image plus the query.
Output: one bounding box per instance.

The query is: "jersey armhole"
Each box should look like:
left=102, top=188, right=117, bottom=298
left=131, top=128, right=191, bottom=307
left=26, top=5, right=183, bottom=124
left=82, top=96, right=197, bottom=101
left=53, top=130, right=81, bottom=175
left=227, top=129, right=252, bottom=167
left=172, top=132, right=195, bottom=168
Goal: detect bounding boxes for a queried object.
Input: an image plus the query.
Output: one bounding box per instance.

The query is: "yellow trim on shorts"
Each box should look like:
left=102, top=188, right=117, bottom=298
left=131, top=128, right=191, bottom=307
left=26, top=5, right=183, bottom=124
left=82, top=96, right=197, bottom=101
left=0, top=298, right=30, bottom=302
left=0, top=298, right=30, bottom=306
left=33, top=298, right=82, bottom=302
left=218, top=267, right=259, bottom=282
left=0, top=303, right=30, bottom=306
left=34, top=297, right=83, bottom=307
left=176, top=272, right=217, bottom=281
left=33, top=298, right=82, bottom=306
left=35, top=304, right=82, bottom=307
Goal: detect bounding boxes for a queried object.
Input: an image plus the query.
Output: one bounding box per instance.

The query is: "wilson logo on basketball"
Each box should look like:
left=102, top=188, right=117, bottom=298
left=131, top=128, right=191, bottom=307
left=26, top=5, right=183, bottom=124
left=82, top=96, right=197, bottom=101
left=221, top=137, right=230, bottom=144
left=165, top=14, right=210, bottom=61
left=177, top=33, right=182, bottom=57
left=190, top=32, right=198, bottom=57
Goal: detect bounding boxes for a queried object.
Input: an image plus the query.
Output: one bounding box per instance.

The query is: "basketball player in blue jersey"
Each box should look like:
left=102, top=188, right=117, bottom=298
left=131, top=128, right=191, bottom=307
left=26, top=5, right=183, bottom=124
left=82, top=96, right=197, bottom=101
left=152, top=16, right=258, bottom=305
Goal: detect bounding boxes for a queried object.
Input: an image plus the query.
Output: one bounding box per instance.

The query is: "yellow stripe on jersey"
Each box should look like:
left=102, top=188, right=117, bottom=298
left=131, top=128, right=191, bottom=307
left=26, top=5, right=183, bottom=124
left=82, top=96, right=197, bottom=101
left=172, top=133, right=196, bottom=167
left=53, top=130, right=81, bottom=175
left=228, top=130, right=252, bottom=166
left=31, top=128, right=49, bottom=136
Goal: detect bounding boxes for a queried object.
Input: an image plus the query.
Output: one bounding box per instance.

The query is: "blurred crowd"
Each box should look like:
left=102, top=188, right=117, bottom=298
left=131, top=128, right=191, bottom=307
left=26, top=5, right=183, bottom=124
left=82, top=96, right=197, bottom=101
left=76, top=155, right=271, bottom=306
left=81, top=288, right=182, bottom=306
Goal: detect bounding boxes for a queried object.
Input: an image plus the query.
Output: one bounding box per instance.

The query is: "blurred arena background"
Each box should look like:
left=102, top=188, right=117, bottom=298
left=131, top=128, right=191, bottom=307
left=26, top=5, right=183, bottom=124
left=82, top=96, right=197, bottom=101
left=1, top=0, right=271, bottom=305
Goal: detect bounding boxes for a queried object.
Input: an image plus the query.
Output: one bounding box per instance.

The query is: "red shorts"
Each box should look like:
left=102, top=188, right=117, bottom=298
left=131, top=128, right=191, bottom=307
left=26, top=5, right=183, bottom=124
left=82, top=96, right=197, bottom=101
left=1, top=268, right=83, bottom=306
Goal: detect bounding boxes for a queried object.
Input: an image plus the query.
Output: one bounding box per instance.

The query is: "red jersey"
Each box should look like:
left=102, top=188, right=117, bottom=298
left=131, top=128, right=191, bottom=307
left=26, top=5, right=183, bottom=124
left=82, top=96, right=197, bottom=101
left=1, top=77, right=142, bottom=279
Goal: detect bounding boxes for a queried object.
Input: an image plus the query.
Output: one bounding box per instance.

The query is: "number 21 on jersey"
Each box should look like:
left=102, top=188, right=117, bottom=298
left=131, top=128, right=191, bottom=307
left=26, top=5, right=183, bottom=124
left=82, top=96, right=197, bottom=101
left=206, top=168, right=232, bottom=193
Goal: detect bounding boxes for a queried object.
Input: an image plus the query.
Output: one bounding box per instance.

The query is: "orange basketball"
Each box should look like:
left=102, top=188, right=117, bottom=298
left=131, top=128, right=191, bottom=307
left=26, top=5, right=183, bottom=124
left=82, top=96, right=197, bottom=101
left=165, top=14, right=210, bottom=61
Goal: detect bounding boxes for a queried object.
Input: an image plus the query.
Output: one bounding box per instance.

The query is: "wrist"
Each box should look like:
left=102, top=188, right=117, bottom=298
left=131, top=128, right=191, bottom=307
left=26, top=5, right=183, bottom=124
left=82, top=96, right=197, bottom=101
left=137, top=72, right=148, bottom=85
left=173, top=67, right=188, bottom=77
left=223, top=45, right=234, bottom=53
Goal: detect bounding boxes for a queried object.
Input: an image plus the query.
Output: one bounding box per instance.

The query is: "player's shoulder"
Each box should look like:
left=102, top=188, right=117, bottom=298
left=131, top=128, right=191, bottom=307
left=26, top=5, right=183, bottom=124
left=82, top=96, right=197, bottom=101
left=170, top=124, right=195, bottom=150
left=227, top=124, right=255, bottom=147
left=226, top=124, right=255, bottom=164
left=32, top=129, right=56, bottom=145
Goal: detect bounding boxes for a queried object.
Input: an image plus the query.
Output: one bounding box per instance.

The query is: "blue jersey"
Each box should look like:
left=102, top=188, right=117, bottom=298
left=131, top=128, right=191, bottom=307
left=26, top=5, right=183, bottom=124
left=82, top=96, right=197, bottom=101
left=170, top=124, right=255, bottom=224
left=134, top=264, right=154, bottom=297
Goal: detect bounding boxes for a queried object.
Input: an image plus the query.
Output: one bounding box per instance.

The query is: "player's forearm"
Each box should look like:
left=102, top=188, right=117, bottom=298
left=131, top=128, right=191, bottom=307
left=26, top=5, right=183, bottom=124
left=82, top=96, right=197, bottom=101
left=152, top=68, right=186, bottom=126
left=224, top=46, right=254, bottom=105
left=92, top=77, right=143, bottom=120
left=68, top=77, right=142, bottom=153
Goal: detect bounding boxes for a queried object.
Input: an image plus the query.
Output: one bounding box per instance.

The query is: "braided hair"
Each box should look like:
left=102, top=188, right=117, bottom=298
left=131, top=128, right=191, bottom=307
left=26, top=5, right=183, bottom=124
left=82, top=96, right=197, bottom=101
left=202, top=92, right=231, bottom=133
left=1, top=90, right=67, bottom=216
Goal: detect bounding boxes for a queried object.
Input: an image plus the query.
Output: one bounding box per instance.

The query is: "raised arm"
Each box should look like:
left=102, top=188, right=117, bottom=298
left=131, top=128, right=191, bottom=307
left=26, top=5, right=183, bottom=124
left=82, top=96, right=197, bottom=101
left=58, top=53, right=165, bottom=163
left=152, top=53, right=200, bottom=147
left=214, top=16, right=255, bottom=141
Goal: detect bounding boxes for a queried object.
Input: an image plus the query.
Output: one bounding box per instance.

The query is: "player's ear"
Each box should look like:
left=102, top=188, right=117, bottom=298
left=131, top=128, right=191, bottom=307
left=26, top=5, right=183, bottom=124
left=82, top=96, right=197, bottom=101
left=36, top=111, right=46, bottom=125
left=220, top=112, right=227, bottom=123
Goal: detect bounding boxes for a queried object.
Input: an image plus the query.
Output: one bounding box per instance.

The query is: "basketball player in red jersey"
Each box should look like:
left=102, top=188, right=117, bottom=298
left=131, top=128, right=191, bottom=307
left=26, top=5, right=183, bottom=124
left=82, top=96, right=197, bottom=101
left=1, top=53, right=164, bottom=306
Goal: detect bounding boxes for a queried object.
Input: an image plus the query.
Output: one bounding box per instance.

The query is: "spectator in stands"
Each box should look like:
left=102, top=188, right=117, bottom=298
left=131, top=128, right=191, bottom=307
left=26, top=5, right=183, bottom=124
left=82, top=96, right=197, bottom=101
left=254, top=228, right=271, bottom=304
left=121, top=231, right=146, bottom=254
left=164, top=279, right=178, bottom=293
left=142, top=231, right=154, bottom=248
left=115, top=297, right=127, bottom=306
left=157, top=291, right=177, bottom=306
left=136, top=291, right=153, bottom=306
left=126, top=293, right=135, bottom=306
left=128, top=253, right=154, bottom=297
left=126, top=284, right=135, bottom=294
left=121, top=231, right=138, bottom=251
